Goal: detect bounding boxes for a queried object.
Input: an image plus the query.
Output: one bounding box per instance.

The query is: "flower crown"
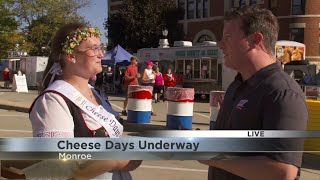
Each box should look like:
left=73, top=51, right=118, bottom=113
left=62, top=27, right=101, bottom=54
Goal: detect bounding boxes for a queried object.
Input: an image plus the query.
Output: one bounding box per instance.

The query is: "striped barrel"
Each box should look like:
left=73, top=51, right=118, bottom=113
left=209, top=91, right=225, bottom=129
left=127, top=85, right=153, bottom=124
left=166, top=87, right=194, bottom=129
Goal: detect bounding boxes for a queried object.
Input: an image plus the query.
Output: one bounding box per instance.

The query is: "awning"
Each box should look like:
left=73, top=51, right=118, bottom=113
left=9, top=59, right=20, bottom=61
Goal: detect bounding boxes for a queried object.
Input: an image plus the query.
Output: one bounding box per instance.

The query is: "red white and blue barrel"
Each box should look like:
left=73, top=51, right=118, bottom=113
left=210, top=91, right=225, bottom=129
left=127, top=85, right=153, bottom=124
left=166, top=87, right=194, bottom=129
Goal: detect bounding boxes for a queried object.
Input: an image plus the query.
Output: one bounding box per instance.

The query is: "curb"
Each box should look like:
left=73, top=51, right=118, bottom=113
left=0, top=104, right=29, bottom=113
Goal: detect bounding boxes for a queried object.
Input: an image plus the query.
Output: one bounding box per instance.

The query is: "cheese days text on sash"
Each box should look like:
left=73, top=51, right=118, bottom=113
left=46, top=80, right=123, bottom=138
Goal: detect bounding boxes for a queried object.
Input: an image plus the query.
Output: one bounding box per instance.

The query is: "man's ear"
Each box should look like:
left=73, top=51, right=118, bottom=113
left=253, top=32, right=263, bottom=45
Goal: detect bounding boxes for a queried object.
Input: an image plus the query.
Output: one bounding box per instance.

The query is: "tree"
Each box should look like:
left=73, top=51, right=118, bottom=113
left=13, top=0, right=90, bottom=56
left=0, top=0, right=20, bottom=59
left=105, top=0, right=184, bottom=53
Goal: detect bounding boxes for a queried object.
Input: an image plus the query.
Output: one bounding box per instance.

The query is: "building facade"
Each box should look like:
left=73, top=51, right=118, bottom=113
left=177, top=0, right=320, bottom=65
left=108, top=0, right=123, bottom=15
left=108, top=0, right=320, bottom=65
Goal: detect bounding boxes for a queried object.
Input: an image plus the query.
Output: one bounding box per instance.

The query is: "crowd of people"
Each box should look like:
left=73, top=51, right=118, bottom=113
left=120, top=57, right=179, bottom=116
left=101, top=60, right=180, bottom=98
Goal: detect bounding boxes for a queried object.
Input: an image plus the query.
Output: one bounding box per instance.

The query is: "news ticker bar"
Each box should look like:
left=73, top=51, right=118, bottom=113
left=142, top=130, right=320, bottom=138
left=0, top=137, right=318, bottom=152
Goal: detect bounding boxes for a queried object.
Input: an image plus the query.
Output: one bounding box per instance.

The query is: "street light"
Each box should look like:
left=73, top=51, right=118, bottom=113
left=159, top=29, right=169, bottom=48
left=162, top=29, right=168, bottom=37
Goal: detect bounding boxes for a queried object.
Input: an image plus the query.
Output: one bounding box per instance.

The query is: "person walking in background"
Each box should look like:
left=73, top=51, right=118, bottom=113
left=119, top=68, right=125, bottom=94
left=198, top=6, right=308, bottom=180
left=175, top=72, right=184, bottom=88
left=122, top=56, right=141, bottom=116
left=141, top=61, right=155, bottom=86
left=105, top=66, right=114, bottom=92
left=114, top=66, right=123, bottom=94
left=29, top=23, right=141, bottom=179
left=153, top=66, right=164, bottom=103
left=163, top=68, right=176, bottom=91
left=141, top=61, right=156, bottom=116
left=3, top=67, right=10, bottom=89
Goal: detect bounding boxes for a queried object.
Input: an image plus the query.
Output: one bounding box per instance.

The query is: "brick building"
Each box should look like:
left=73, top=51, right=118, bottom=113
left=108, top=0, right=123, bottom=14
left=108, top=0, right=320, bottom=65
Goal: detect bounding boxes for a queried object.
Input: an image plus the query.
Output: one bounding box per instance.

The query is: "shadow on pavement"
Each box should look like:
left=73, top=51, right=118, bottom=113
left=302, top=154, right=320, bottom=171
left=123, top=121, right=167, bottom=132
left=193, top=111, right=210, bottom=114
left=126, top=132, right=144, bottom=137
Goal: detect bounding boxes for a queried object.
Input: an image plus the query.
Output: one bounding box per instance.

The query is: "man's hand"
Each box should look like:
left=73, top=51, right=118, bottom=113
left=121, top=160, right=142, bottom=171
left=136, top=73, right=141, bottom=78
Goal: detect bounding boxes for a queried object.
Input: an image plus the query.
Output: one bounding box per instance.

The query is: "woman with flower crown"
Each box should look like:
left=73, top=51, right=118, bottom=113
left=27, top=23, right=141, bottom=179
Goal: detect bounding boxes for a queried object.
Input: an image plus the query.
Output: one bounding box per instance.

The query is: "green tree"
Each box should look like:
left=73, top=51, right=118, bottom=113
left=13, top=0, right=90, bottom=56
left=105, top=0, right=184, bottom=52
left=0, top=0, right=20, bottom=59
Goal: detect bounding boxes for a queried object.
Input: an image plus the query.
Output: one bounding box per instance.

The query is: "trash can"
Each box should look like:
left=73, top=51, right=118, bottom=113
left=209, top=91, right=225, bottom=129
left=166, top=87, right=194, bottom=129
left=127, top=85, right=153, bottom=124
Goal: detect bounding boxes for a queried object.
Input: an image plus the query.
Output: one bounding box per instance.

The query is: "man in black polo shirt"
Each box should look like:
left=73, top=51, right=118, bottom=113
left=198, top=6, right=308, bottom=180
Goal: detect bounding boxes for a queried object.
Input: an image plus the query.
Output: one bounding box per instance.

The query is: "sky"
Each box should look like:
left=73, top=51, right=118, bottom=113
left=78, top=0, right=109, bottom=44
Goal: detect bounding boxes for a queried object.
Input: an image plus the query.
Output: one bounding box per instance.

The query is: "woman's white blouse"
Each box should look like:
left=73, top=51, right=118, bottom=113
left=30, top=88, right=120, bottom=138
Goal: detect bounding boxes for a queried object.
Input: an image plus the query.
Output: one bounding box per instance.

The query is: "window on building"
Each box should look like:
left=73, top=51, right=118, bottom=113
left=292, top=0, right=305, bottom=15
left=233, top=0, right=246, bottom=8
left=197, top=35, right=212, bottom=43
left=187, top=0, right=195, bottom=19
left=182, top=0, right=208, bottom=20
left=178, top=0, right=185, bottom=10
left=196, top=0, right=202, bottom=18
left=269, top=0, right=279, bottom=15
left=269, top=0, right=278, bottom=7
left=203, top=0, right=209, bottom=18
left=290, top=28, right=304, bottom=43
left=178, top=0, right=185, bottom=20
left=250, top=0, right=257, bottom=5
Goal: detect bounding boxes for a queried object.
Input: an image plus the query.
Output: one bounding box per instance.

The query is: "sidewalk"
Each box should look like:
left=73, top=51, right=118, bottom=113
left=0, top=85, right=319, bottom=179
left=0, top=82, right=207, bottom=131
left=0, top=87, right=169, bottom=131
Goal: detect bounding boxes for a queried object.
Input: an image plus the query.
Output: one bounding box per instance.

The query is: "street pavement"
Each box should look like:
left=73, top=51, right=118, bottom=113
left=0, top=85, right=319, bottom=179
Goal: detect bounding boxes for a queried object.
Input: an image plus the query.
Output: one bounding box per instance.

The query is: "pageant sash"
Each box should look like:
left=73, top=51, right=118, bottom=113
left=46, top=80, right=123, bottom=138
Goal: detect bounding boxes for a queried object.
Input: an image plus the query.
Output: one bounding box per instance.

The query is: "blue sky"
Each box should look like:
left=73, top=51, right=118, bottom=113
left=78, top=0, right=109, bottom=44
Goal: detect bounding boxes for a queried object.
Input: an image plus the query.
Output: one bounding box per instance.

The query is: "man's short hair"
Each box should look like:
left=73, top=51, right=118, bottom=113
left=225, top=6, right=279, bottom=55
left=130, top=56, right=138, bottom=61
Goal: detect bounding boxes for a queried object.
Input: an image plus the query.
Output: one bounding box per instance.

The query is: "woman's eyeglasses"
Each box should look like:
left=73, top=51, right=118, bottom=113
left=77, top=45, right=106, bottom=56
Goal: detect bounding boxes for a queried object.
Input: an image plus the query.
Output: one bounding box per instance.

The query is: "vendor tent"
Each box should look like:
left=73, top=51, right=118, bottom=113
left=102, top=45, right=133, bottom=64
